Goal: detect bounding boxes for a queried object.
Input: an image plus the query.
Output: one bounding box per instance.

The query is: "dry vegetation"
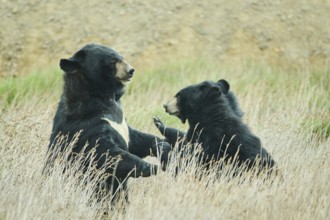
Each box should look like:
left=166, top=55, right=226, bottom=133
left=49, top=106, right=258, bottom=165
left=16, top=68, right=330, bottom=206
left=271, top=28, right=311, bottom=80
left=0, top=60, right=329, bottom=219
left=0, top=0, right=330, bottom=219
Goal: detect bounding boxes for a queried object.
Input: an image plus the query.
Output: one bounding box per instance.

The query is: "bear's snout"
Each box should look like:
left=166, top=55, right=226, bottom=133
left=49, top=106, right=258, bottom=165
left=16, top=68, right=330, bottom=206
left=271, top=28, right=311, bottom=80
left=163, top=103, right=171, bottom=114
left=115, top=60, right=135, bottom=82
left=163, top=98, right=179, bottom=115
left=128, top=68, right=134, bottom=77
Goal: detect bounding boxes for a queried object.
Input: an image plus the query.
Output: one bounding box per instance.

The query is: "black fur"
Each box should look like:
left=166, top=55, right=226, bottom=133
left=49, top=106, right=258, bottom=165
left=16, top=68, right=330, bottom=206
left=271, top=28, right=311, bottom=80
left=154, top=79, right=275, bottom=174
left=45, top=43, right=170, bottom=203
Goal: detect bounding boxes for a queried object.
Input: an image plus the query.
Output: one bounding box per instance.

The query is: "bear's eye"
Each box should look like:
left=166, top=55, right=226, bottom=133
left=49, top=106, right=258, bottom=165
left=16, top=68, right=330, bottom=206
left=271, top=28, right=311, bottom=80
left=105, top=58, right=118, bottom=65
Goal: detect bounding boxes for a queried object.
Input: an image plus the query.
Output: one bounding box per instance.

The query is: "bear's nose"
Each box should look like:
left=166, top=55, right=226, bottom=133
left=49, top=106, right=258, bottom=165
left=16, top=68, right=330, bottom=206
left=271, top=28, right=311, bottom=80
left=163, top=104, right=167, bottom=109
left=128, top=68, right=134, bottom=77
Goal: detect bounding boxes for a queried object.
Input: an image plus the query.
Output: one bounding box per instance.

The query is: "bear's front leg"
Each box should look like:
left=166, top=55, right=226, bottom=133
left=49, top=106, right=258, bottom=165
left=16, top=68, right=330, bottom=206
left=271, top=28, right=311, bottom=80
left=153, top=117, right=186, bottom=146
left=128, top=126, right=171, bottom=158
left=110, top=147, right=158, bottom=178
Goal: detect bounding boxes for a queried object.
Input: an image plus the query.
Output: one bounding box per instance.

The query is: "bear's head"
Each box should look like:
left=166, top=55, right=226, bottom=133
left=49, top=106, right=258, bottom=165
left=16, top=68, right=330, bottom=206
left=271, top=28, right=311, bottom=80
left=59, top=43, right=134, bottom=98
left=163, top=79, right=239, bottom=123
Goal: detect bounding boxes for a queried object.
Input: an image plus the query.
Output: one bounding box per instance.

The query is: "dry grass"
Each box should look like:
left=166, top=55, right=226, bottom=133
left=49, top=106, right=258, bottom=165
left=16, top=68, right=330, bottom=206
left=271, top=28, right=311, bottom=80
left=0, top=60, right=329, bottom=219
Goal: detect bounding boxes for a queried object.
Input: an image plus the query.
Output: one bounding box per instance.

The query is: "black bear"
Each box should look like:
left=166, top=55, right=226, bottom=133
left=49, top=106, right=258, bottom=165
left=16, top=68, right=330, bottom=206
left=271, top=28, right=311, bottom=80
left=45, top=43, right=170, bottom=203
left=154, top=79, right=275, bottom=174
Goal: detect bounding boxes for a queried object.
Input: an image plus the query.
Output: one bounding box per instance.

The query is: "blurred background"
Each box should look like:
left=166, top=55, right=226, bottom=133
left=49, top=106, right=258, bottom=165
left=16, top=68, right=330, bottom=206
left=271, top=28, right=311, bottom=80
left=1, top=0, right=330, bottom=77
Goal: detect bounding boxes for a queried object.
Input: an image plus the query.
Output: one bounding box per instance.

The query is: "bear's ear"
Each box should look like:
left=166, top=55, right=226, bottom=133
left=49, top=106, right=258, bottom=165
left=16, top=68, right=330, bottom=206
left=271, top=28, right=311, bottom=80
left=59, top=58, right=79, bottom=73
left=217, top=79, right=230, bottom=94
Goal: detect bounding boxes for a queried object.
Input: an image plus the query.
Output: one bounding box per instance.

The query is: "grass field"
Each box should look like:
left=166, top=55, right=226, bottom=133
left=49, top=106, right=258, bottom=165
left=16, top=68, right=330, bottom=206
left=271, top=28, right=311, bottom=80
left=0, top=59, right=329, bottom=219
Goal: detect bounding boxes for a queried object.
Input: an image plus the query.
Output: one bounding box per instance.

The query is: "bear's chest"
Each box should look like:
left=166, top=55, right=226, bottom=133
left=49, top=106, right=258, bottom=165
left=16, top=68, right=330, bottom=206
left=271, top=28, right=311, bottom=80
left=102, top=117, right=129, bottom=147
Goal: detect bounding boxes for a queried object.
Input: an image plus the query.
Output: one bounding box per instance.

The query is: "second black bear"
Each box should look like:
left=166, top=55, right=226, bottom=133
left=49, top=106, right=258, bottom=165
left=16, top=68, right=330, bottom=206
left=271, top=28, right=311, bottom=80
left=45, top=43, right=170, bottom=203
left=154, top=79, right=275, bottom=174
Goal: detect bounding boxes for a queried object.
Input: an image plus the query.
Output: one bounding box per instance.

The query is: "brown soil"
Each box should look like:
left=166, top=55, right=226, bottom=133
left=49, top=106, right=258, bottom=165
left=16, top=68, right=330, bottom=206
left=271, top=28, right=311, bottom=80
left=1, top=0, right=330, bottom=77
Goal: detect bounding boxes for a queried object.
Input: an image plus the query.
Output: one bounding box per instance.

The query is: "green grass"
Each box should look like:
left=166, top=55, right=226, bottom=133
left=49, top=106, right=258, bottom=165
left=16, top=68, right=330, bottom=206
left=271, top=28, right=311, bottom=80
left=302, top=119, right=330, bottom=141
left=0, top=69, right=62, bottom=106
left=0, top=60, right=329, bottom=139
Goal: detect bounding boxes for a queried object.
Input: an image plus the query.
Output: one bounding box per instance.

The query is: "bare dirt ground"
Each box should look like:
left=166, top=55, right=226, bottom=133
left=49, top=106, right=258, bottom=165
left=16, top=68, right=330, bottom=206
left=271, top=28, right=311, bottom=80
left=1, top=0, right=330, bottom=77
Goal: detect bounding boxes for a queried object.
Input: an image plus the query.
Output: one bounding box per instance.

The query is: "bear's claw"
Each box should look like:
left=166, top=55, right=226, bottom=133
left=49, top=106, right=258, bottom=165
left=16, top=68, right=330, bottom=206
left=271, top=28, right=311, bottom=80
left=153, top=117, right=166, bottom=134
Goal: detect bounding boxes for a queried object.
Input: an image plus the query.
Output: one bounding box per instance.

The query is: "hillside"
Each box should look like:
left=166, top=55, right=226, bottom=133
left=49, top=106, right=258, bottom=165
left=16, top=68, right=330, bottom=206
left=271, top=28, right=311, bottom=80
left=1, top=0, right=330, bottom=77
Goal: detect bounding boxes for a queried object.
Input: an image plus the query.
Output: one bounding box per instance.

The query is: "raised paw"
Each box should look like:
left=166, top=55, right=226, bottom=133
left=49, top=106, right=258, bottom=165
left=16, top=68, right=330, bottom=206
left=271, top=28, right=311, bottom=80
left=153, top=117, right=166, bottom=133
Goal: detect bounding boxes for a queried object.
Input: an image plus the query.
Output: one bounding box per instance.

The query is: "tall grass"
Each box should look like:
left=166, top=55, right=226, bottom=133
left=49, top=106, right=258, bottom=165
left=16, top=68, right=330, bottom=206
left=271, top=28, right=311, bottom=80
left=0, top=69, right=62, bottom=106
left=0, top=60, right=329, bottom=219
